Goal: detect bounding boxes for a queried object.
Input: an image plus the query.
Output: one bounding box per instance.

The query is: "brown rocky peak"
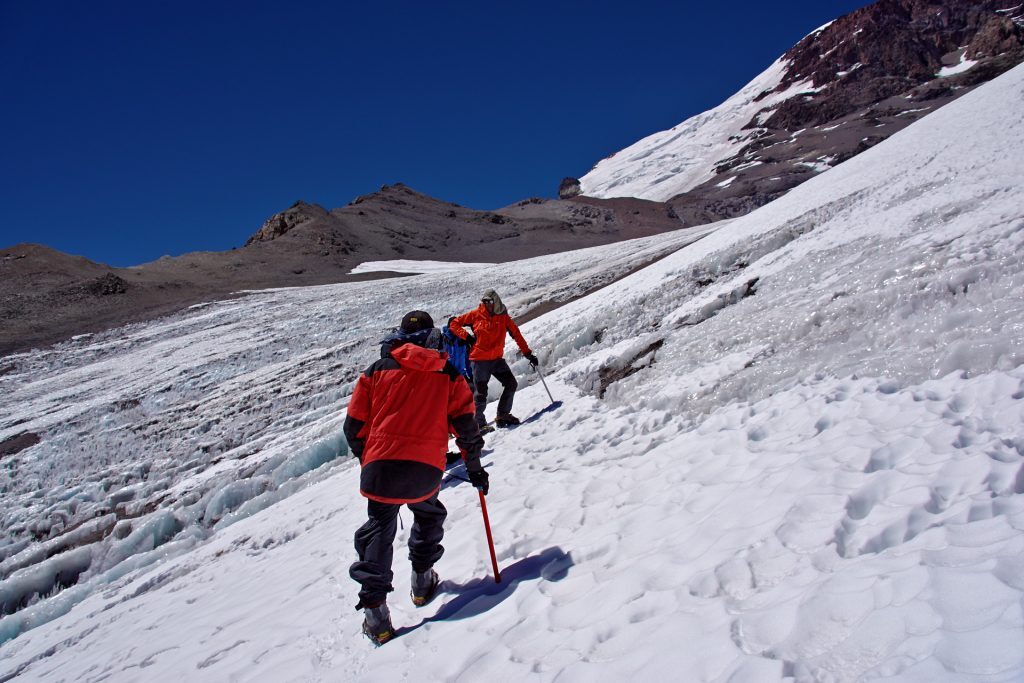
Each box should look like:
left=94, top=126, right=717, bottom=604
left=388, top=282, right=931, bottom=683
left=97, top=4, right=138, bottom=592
left=780, top=1, right=1020, bottom=89
left=245, top=201, right=328, bottom=245
left=751, top=0, right=1024, bottom=130
left=348, top=182, right=459, bottom=208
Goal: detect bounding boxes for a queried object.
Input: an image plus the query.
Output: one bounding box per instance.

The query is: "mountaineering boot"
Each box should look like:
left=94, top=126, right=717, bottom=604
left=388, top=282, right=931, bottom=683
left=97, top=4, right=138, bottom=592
left=411, top=568, right=439, bottom=607
left=495, top=414, right=520, bottom=428
left=479, top=424, right=496, bottom=435
left=361, top=602, right=394, bottom=645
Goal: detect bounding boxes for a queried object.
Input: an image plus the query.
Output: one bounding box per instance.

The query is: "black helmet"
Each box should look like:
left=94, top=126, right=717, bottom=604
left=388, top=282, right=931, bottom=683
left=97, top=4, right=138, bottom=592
left=400, top=310, right=434, bottom=333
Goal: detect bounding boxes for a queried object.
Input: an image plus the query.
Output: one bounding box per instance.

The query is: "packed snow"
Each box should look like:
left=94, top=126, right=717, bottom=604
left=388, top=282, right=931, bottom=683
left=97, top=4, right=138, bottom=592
left=0, top=62, right=1023, bottom=683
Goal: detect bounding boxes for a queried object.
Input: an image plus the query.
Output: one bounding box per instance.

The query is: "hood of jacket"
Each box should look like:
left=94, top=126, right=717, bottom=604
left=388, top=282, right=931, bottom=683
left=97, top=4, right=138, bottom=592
left=390, top=342, right=448, bottom=372
left=482, top=288, right=507, bottom=316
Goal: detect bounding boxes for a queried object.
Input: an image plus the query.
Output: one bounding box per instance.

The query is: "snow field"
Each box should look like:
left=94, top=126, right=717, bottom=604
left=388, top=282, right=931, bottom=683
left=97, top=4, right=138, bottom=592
left=0, top=57, right=1023, bottom=683
left=504, top=371, right=1024, bottom=681
left=536, top=62, right=1024, bottom=425
left=4, top=367, right=1021, bottom=681
left=0, top=224, right=708, bottom=645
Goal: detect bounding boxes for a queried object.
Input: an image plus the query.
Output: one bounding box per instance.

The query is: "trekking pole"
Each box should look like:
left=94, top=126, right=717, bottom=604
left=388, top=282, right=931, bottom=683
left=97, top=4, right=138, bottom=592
left=533, top=363, right=556, bottom=405
left=477, top=490, right=501, bottom=583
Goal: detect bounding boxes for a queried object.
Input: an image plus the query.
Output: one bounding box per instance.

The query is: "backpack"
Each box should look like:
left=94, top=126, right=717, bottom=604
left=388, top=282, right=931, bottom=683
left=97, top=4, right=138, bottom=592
left=441, top=326, right=473, bottom=382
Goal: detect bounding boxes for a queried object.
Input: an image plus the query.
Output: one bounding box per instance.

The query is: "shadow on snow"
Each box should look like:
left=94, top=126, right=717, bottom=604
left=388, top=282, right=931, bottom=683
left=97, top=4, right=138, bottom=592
left=521, top=400, right=562, bottom=425
left=397, top=546, right=573, bottom=635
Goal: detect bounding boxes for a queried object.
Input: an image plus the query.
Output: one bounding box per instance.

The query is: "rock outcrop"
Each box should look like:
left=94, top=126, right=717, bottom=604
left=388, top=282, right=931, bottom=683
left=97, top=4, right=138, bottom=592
left=245, top=201, right=329, bottom=245
left=558, top=177, right=582, bottom=199
left=86, top=273, right=128, bottom=296
left=757, top=0, right=1024, bottom=130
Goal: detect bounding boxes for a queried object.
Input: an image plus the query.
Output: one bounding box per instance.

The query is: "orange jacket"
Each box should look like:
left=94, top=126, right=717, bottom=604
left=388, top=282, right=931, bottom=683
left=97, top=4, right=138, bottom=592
left=450, top=304, right=531, bottom=362
left=344, top=343, right=482, bottom=504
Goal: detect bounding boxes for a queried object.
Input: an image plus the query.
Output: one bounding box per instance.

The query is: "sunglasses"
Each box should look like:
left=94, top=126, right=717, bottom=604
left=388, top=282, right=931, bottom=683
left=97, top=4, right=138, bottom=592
left=482, top=298, right=494, bottom=303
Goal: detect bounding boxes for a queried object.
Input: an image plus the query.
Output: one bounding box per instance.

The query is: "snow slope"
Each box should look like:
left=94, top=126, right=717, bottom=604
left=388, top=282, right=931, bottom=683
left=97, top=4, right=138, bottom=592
left=0, top=224, right=718, bottom=643
left=578, top=56, right=814, bottom=201
left=1, top=63, right=1024, bottom=682
left=348, top=260, right=496, bottom=275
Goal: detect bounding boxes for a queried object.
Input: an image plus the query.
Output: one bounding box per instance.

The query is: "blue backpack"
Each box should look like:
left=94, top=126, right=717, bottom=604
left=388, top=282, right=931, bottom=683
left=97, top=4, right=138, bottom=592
left=442, top=326, right=473, bottom=382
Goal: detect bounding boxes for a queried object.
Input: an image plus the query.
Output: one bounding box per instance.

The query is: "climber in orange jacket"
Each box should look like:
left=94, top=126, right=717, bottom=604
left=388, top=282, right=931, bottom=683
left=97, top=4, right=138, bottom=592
left=449, top=289, right=538, bottom=429
left=344, top=310, right=487, bottom=645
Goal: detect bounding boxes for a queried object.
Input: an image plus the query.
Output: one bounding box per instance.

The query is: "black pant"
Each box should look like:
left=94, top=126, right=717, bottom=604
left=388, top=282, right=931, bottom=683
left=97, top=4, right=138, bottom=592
left=350, top=494, right=447, bottom=606
left=470, top=358, right=518, bottom=426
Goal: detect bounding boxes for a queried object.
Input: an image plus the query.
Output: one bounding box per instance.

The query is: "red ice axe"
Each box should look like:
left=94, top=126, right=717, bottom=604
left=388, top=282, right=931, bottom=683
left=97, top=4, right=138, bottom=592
left=477, top=490, right=501, bottom=583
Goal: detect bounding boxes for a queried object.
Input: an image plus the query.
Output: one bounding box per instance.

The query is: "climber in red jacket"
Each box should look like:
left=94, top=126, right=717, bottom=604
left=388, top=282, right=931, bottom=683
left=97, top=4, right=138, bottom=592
left=344, top=310, right=487, bottom=645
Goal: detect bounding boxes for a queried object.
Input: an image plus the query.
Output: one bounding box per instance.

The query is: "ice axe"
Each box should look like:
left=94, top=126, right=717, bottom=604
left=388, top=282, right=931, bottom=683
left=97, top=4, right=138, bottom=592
left=477, top=490, right=501, bottom=583
left=532, top=361, right=556, bottom=405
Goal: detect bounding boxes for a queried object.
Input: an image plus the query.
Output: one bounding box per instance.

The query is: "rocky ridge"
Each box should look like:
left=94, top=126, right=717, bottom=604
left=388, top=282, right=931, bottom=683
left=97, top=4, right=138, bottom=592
left=0, top=185, right=685, bottom=356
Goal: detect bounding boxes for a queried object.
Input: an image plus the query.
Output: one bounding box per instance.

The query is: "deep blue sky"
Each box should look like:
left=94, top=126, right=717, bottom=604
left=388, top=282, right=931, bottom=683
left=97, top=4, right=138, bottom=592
left=0, top=1, right=866, bottom=266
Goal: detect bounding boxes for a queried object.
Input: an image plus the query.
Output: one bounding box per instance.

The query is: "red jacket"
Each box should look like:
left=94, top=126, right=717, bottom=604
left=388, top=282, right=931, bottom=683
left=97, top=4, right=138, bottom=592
left=450, top=305, right=531, bottom=362
left=344, top=343, right=482, bottom=504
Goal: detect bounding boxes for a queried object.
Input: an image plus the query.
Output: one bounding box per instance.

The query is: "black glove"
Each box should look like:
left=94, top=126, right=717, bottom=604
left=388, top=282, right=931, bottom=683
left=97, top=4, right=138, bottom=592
left=465, top=333, right=477, bottom=347
left=467, top=467, right=489, bottom=495
left=525, top=352, right=538, bottom=366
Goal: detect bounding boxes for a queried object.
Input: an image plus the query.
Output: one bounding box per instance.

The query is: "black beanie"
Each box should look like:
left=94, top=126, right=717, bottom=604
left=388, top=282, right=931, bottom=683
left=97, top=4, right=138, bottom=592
left=400, top=310, right=434, bottom=333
